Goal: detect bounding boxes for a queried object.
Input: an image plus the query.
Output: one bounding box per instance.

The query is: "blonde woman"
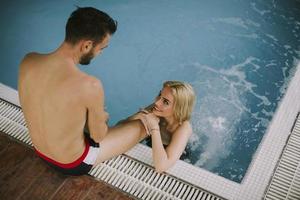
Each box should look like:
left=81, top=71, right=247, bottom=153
left=120, top=80, right=196, bottom=172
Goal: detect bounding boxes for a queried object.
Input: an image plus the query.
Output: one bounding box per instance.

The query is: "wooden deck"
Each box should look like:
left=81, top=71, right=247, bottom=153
left=0, top=131, right=134, bottom=200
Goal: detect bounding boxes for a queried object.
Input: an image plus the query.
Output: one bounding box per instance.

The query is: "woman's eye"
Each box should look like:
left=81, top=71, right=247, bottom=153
left=163, top=100, right=169, bottom=105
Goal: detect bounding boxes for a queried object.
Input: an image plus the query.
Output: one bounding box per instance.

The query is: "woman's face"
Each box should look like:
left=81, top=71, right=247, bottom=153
left=152, top=86, right=174, bottom=118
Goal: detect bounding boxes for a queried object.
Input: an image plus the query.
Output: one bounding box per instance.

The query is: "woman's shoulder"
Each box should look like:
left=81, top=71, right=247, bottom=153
left=181, top=120, right=192, bottom=128
left=177, top=120, right=192, bottom=135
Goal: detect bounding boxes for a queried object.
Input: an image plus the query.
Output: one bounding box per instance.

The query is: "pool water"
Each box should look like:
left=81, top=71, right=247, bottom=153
left=0, top=0, right=300, bottom=183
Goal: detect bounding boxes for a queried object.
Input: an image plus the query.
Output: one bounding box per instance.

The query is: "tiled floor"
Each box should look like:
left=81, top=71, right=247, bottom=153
left=0, top=131, right=134, bottom=200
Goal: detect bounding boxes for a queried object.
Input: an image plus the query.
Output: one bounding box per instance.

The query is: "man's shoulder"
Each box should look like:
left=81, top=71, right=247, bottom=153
left=76, top=74, right=104, bottom=99
left=79, top=74, right=103, bottom=90
left=21, top=52, right=41, bottom=62
left=19, top=53, right=39, bottom=77
left=20, top=52, right=44, bottom=68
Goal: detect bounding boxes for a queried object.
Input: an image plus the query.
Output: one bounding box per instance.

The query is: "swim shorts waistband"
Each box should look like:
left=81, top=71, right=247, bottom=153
left=33, top=140, right=90, bottom=169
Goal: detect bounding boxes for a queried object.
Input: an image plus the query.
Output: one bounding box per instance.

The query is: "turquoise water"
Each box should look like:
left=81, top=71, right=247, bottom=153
left=0, top=0, right=300, bottom=183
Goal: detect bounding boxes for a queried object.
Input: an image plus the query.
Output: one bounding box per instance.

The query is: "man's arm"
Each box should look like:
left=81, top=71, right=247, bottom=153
left=84, top=77, right=108, bottom=143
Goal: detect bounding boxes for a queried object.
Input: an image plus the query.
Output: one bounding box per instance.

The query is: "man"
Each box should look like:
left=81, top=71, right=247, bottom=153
left=18, top=7, right=148, bottom=175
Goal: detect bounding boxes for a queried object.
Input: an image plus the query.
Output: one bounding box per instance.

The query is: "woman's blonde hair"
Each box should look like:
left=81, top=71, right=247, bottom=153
left=162, top=81, right=196, bottom=123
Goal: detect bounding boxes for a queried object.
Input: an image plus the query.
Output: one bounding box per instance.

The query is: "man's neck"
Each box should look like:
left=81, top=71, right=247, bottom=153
left=54, top=42, right=81, bottom=65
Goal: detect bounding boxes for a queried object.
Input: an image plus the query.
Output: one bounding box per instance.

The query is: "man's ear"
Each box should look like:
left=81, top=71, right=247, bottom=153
left=80, top=40, right=93, bottom=53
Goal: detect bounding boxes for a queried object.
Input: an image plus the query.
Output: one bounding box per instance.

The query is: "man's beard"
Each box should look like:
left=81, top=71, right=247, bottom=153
left=79, top=50, right=94, bottom=65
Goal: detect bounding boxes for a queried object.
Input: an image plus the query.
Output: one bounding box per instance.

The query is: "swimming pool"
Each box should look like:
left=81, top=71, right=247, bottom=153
left=0, top=0, right=300, bottom=184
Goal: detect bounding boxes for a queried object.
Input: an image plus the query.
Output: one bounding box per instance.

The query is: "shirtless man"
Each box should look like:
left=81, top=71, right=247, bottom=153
left=18, top=7, right=148, bottom=175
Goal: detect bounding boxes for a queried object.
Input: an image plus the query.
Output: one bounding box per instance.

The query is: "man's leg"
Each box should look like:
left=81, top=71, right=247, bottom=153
left=94, top=120, right=147, bottom=165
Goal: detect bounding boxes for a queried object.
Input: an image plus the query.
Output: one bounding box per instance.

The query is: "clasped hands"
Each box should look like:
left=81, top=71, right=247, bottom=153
left=137, top=109, right=160, bottom=136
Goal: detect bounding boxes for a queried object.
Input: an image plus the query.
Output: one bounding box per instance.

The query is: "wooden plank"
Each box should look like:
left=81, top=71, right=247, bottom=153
left=51, top=175, right=95, bottom=200
left=0, top=131, right=13, bottom=154
left=19, top=165, right=67, bottom=200
left=0, top=153, right=46, bottom=199
left=83, top=179, right=133, bottom=200
left=0, top=139, right=30, bottom=178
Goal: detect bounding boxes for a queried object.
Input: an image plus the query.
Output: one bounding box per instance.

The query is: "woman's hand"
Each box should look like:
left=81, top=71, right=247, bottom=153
left=127, top=112, right=151, bottom=136
left=124, top=108, right=160, bottom=136
left=131, top=112, right=160, bottom=135
left=143, top=113, right=160, bottom=134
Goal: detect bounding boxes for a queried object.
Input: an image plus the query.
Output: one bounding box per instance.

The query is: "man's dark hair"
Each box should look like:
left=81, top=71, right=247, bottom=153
left=65, top=7, right=117, bottom=45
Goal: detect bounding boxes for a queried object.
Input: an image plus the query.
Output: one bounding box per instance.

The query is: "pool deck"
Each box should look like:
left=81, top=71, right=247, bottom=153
left=0, top=131, right=134, bottom=200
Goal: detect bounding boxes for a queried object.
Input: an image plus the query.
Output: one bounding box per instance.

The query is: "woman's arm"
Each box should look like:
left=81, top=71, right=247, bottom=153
left=146, top=116, right=192, bottom=172
left=116, top=104, right=154, bottom=125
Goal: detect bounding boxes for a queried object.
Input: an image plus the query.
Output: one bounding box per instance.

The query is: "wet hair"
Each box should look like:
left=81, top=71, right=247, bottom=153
left=65, top=7, right=117, bottom=45
left=163, top=81, right=196, bottom=123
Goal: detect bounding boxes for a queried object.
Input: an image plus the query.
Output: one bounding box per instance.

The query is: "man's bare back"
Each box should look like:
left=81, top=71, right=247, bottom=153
left=18, top=52, right=107, bottom=163
left=18, top=7, right=151, bottom=176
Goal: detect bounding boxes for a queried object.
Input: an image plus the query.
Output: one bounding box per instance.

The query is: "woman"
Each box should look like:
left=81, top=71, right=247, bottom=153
left=120, top=80, right=196, bottom=172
